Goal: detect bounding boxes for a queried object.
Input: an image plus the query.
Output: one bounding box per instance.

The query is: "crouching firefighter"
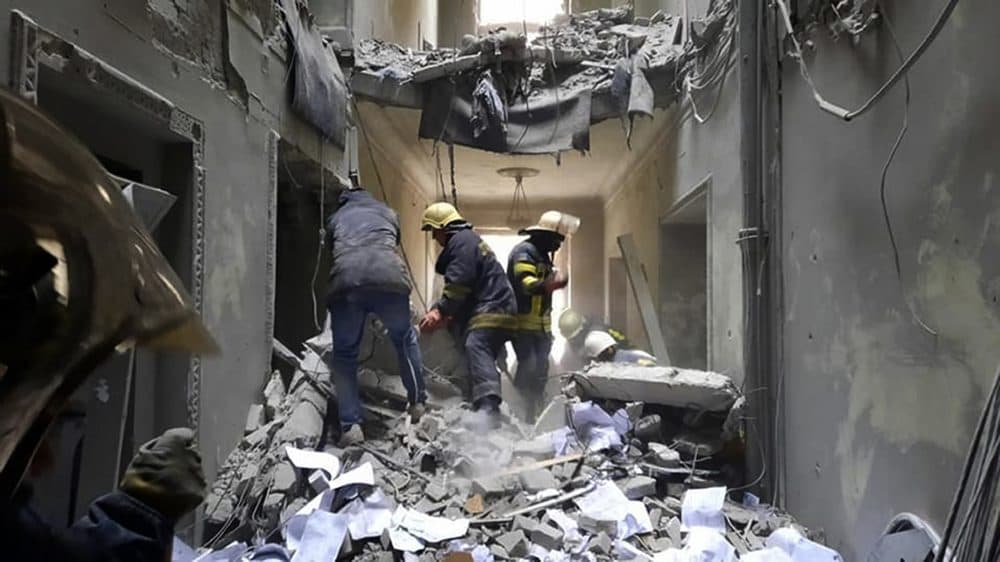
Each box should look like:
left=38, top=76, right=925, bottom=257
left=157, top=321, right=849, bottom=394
left=584, top=331, right=657, bottom=366
left=0, top=89, right=218, bottom=561
left=418, top=203, right=516, bottom=425
left=557, top=308, right=633, bottom=365
left=508, top=211, right=580, bottom=422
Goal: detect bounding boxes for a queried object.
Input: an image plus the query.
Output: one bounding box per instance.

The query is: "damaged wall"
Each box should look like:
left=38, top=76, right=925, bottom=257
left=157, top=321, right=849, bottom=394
left=779, top=1, right=1000, bottom=559
left=353, top=0, right=439, bottom=49
left=0, top=0, right=348, bottom=482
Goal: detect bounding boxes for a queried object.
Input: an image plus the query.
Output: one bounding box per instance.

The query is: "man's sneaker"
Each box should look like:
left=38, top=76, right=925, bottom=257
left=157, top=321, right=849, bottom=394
left=408, top=402, right=427, bottom=423
left=337, top=424, right=364, bottom=447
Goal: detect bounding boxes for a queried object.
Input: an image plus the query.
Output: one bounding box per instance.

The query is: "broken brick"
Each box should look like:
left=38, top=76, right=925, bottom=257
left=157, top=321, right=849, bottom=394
left=519, top=468, right=559, bottom=493
left=620, top=475, right=657, bottom=499
left=530, top=523, right=565, bottom=551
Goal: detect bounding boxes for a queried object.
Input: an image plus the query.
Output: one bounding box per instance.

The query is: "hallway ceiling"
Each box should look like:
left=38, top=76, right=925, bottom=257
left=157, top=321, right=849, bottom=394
left=359, top=103, right=674, bottom=205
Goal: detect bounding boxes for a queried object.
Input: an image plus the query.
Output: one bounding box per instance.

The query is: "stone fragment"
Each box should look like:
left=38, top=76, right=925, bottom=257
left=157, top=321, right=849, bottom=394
left=465, top=494, right=485, bottom=514
left=530, top=523, right=564, bottom=551
left=513, top=436, right=556, bottom=459
left=308, top=470, right=330, bottom=493
left=620, top=475, right=657, bottom=500
left=646, top=442, right=682, bottom=468
left=519, top=468, right=559, bottom=493
left=579, top=513, right=618, bottom=536
left=666, top=517, right=682, bottom=544
left=512, top=515, right=539, bottom=534
left=496, top=530, right=526, bottom=553
left=533, top=395, right=569, bottom=433
left=588, top=532, right=614, bottom=556
left=471, top=475, right=510, bottom=497
left=649, top=508, right=663, bottom=528
left=490, top=544, right=510, bottom=560
left=271, top=461, right=298, bottom=493
left=424, top=481, right=449, bottom=502
left=245, top=404, right=266, bottom=434
left=263, top=371, right=286, bottom=415
left=276, top=401, right=324, bottom=447
left=651, top=537, right=674, bottom=551
left=577, top=364, right=740, bottom=412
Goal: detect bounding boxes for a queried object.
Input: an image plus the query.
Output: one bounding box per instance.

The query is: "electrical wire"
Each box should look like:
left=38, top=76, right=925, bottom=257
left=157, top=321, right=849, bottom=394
left=350, top=96, right=429, bottom=312
left=776, top=0, right=961, bottom=121
left=877, top=7, right=937, bottom=337
left=309, top=141, right=326, bottom=332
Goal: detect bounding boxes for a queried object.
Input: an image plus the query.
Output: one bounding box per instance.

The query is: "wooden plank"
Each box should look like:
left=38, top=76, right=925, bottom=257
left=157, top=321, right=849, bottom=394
left=487, top=453, right=585, bottom=479
left=617, top=233, right=672, bottom=365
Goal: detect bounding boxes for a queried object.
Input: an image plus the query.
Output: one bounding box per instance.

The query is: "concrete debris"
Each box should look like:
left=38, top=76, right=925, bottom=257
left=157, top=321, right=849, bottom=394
left=575, top=364, right=741, bottom=412
left=200, top=328, right=827, bottom=561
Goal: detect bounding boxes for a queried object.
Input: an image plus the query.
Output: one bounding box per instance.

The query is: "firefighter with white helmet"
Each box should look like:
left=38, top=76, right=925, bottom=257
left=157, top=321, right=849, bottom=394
left=584, top=330, right=657, bottom=366
left=558, top=308, right=632, bottom=362
left=507, top=210, right=579, bottom=422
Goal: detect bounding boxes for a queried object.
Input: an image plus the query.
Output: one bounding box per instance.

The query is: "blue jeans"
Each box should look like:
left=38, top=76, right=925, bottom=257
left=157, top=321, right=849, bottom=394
left=328, top=289, right=425, bottom=429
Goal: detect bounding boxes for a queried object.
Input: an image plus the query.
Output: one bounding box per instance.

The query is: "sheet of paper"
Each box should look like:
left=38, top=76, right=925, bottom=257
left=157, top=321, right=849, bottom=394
left=651, top=549, right=687, bottom=562
left=329, top=462, right=375, bottom=490
left=394, top=506, right=470, bottom=543
left=685, top=527, right=735, bottom=562
left=681, top=486, right=727, bottom=533
left=284, top=490, right=335, bottom=552
left=741, top=548, right=794, bottom=562
left=766, top=528, right=843, bottom=562
left=285, top=446, right=341, bottom=480
left=575, top=481, right=651, bottom=539
left=548, top=426, right=577, bottom=455
left=173, top=537, right=197, bottom=562
left=289, top=510, right=349, bottom=562
left=545, top=509, right=580, bottom=533
left=615, top=539, right=654, bottom=561
left=389, top=515, right=426, bottom=553
left=571, top=401, right=617, bottom=431
left=586, top=425, right=623, bottom=451
left=612, top=408, right=631, bottom=435
left=340, top=488, right=395, bottom=540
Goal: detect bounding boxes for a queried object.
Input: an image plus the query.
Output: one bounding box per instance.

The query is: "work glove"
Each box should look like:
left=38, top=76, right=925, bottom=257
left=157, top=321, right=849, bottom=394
left=544, top=271, right=569, bottom=293
left=120, top=427, right=206, bottom=521
left=419, top=308, right=447, bottom=333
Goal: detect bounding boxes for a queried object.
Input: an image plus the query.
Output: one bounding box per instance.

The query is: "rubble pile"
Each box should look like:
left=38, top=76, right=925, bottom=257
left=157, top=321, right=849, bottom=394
left=191, top=344, right=843, bottom=562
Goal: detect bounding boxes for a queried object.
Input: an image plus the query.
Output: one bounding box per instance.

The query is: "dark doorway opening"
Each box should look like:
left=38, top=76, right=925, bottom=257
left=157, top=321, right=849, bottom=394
left=660, top=182, right=709, bottom=370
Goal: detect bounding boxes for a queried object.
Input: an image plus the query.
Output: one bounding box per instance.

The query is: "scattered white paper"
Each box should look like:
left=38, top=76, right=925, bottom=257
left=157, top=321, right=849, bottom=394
left=390, top=526, right=426, bottom=552
left=575, top=481, right=652, bottom=539
left=766, top=528, right=843, bottom=562
left=446, top=541, right=495, bottom=562
left=549, top=426, right=578, bottom=455
left=571, top=402, right=617, bottom=431
left=329, top=462, right=375, bottom=490
left=651, top=549, right=687, bottom=562
left=741, top=547, right=794, bottom=562
left=394, top=506, right=469, bottom=543
left=340, top=488, right=395, bottom=540
left=289, top=510, right=349, bottom=562
left=612, top=408, right=631, bottom=435
left=284, top=490, right=335, bottom=552
left=403, top=553, right=421, bottom=562
left=586, top=425, right=623, bottom=451
left=681, top=486, right=727, bottom=533
left=172, top=537, right=197, bottom=562
left=685, top=527, right=735, bottom=562
left=285, top=446, right=342, bottom=480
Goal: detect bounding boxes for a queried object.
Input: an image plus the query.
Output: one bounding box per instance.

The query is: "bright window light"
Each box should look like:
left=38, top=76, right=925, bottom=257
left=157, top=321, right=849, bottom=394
left=479, top=0, right=565, bottom=26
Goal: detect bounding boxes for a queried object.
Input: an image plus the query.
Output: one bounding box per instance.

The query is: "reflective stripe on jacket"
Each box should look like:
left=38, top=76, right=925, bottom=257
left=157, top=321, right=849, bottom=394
left=434, top=228, right=516, bottom=331
left=507, top=240, right=553, bottom=332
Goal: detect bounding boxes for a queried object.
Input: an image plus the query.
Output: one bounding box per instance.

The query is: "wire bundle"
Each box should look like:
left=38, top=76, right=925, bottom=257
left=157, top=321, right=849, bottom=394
left=935, top=363, right=1000, bottom=562
left=682, top=0, right=738, bottom=124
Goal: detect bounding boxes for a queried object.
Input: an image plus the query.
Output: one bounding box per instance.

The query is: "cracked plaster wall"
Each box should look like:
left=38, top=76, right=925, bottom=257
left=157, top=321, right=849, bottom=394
left=0, top=0, right=346, bottom=480
left=780, top=0, right=1000, bottom=559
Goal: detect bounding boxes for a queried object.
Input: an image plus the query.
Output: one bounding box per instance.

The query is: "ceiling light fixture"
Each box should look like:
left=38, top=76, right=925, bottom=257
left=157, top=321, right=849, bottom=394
left=498, top=166, right=539, bottom=231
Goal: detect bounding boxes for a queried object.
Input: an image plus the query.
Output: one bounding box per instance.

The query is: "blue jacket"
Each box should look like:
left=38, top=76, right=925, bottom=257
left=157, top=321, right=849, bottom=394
left=326, top=189, right=411, bottom=299
left=434, top=227, right=516, bottom=332
left=2, top=487, right=173, bottom=562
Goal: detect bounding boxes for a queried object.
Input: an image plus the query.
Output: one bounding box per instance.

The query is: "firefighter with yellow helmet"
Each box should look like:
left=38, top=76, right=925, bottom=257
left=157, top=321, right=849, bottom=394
left=557, top=308, right=633, bottom=361
left=507, top=211, right=579, bottom=422
left=418, top=202, right=516, bottom=426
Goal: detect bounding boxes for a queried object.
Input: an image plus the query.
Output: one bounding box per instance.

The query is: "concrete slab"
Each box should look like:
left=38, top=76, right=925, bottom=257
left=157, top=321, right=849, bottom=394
left=575, top=364, right=740, bottom=411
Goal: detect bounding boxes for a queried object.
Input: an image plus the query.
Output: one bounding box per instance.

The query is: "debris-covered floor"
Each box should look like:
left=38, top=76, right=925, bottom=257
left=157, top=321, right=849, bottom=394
left=187, top=327, right=841, bottom=562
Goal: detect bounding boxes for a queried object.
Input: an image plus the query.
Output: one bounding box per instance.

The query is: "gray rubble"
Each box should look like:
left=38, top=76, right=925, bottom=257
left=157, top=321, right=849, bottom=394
left=574, top=363, right=741, bottom=412
left=194, top=326, right=835, bottom=562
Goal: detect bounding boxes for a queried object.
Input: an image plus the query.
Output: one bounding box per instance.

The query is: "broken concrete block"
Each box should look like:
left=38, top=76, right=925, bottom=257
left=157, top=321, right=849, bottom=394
left=651, top=537, right=674, bottom=551
left=471, top=475, right=511, bottom=497
left=496, top=530, right=527, bottom=554
left=512, top=514, right=539, bottom=534
left=424, top=481, right=449, bottom=502
left=588, top=532, right=614, bottom=556
left=650, top=508, right=663, bottom=528
left=530, top=523, right=564, bottom=551
left=464, top=494, right=485, bottom=514
left=577, top=364, right=740, bottom=412
left=263, top=371, right=286, bottom=415
left=620, top=475, right=657, bottom=500
left=276, top=401, right=324, bottom=447
left=518, top=468, right=559, bottom=493
left=579, top=513, right=618, bottom=536
left=308, top=470, right=330, bottom=493
left=647, top=442, right=681, bottom=468
left=633, top=415, right=663, bottom=442
left=513, top=435, right=556, bottom=459
left=490, top=544, right=510, bottom=560
left=245, top=404, right=266, bottom=434
left=271, top=461, right=298, bottom=493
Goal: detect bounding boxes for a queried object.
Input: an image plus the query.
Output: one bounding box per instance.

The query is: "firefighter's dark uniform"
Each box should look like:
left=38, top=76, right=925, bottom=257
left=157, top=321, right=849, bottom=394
left=508, top=240, right=556, bottom=420
left=434, top=227, right=517, bottom=405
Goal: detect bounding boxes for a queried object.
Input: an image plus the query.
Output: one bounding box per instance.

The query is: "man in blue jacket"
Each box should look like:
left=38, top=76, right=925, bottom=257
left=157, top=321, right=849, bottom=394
left=418, top=202, right=516, bottom=426
left=326, top=186, right=426, bottom=446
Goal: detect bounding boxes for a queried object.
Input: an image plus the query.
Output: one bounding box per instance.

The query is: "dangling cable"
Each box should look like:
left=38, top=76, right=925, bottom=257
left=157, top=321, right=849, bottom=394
left=448, top=143, right=459, bottom=208
left=310, top=140, right=326, bottom=332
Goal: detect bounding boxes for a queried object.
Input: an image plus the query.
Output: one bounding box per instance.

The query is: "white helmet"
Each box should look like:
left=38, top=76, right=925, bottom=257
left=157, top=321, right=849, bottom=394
left=584, top=330, right=617, bottom=360
left=519, top=210, right=581, bottom=237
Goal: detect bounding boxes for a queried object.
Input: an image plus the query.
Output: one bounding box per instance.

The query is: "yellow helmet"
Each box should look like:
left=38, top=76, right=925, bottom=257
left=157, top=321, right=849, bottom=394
left=421, top=202, right=464, bottom=231
left=558, top=308, right=587, bottom=340
left=520, top=210, right=581, bottom=237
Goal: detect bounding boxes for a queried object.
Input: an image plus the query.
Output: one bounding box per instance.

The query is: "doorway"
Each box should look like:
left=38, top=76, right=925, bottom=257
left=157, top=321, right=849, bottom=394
left=659, top=180, right=710, bottom=369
